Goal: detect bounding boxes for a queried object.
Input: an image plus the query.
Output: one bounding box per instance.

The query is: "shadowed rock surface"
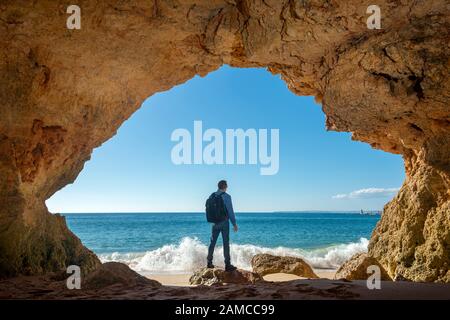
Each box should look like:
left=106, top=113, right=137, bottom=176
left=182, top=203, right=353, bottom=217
left=252, top=254, right=318, bottom=278
left=189, top=268, right=263, bottom=285
left=83, top=262, right=161, bottom=290
left=334, top=253, right=391, bottom=281
left=0, top=1, right=449, bottom=282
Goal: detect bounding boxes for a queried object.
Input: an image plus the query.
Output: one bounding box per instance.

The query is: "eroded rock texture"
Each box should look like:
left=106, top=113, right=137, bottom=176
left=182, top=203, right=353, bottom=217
left=251, top=254, right=318, bottom=278
left=334, top=253, right=391, bottom=281
left=190, top=267, right=264, bottom=285
left=83, top=262, right=161, bottom=289
left=0, top=1, right=449, bottom=281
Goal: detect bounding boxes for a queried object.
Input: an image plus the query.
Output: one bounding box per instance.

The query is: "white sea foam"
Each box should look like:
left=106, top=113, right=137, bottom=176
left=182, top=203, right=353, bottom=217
left=98, top=237, right=369, bottom=275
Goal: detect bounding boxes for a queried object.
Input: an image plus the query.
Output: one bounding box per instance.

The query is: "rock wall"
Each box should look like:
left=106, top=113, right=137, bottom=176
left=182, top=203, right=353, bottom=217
left=369, top=153, right=449, bottom=282
left=0, top=1, right=448, bottom=280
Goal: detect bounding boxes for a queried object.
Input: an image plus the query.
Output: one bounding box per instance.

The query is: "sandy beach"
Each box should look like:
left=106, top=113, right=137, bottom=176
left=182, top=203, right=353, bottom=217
left=2, top=271, right=450, bottom=300
left=147, top=269, right=337, bottom=286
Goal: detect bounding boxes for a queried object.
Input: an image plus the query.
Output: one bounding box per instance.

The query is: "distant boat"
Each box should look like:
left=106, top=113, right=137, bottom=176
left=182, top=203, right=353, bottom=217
left=360, top=209, right=381, bottom=215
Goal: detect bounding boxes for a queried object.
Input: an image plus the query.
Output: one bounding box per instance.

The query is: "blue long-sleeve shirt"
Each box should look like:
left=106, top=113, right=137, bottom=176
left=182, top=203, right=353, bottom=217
left=215, top=190, right=237, bottom=226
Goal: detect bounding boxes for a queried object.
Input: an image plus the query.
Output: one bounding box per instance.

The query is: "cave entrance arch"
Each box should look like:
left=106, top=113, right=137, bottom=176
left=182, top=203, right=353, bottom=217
left=45, top=65, right=403, bottom=275
left=1, top=1, right=448, bottom=282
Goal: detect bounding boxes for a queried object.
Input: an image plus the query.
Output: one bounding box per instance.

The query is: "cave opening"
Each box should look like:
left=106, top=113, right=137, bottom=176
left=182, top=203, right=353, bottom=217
left=44, top=65, right=404, bottom=278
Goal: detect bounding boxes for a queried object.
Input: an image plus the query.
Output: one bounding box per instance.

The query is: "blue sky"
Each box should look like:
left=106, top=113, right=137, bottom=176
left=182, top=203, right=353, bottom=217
left=46, top=66, right=404, bottom=213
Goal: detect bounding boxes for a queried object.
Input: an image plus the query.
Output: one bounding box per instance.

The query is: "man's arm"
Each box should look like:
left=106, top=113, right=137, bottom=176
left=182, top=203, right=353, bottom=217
left=223, top=193, right=237, bottom=227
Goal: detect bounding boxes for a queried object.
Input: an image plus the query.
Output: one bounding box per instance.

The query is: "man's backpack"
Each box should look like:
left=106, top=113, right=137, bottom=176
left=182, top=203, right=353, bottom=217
left=205, top=192, right=227, bottom=223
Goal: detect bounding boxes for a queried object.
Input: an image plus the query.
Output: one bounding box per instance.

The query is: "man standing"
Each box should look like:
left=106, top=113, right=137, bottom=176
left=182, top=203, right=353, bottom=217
left=206, top=180, right=238, bottom=271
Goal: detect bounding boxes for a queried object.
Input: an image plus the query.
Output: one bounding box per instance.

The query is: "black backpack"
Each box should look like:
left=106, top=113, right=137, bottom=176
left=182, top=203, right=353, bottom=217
left=205, top=192, right=227, bottom=223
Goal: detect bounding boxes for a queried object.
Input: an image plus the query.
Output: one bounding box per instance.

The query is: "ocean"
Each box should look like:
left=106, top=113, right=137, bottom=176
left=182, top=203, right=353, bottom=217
left=63, top=212, right=380, bottom=275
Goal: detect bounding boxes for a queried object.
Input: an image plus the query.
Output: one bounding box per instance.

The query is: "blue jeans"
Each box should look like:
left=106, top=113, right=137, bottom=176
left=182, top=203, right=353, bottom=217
left=207, top=220, right=231, bottom=267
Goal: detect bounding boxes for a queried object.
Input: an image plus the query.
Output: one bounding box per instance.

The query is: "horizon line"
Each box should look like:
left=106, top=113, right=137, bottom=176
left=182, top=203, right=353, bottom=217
left=56, top=210, right=382, bottom=214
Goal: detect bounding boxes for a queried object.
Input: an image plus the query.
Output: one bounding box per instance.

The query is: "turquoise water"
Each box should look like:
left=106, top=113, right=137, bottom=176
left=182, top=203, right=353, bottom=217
left=64, top=212, right=379, bottom=274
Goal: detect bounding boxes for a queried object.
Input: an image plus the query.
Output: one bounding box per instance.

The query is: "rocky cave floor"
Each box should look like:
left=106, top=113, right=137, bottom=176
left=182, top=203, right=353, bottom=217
left=1, top=276, right=450, bottom=300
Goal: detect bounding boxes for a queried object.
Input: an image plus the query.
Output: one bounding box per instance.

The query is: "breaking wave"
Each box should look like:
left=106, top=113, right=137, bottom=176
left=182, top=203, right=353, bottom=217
left=98, top=237, right=369, bottom=275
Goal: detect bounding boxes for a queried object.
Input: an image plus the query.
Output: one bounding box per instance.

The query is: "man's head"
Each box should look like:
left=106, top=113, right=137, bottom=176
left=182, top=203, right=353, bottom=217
left=218, top=180, right=228, bottom=191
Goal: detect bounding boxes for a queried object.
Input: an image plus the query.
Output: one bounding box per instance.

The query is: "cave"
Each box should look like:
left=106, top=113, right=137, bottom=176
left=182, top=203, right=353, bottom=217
left=0, top=0, right=449, bottom=284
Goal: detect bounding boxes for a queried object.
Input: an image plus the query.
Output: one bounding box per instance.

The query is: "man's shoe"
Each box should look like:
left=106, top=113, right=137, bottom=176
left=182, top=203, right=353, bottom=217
left=225, top=264, right=237, bottom=272
left=207, top=263, right=215, bottom=268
